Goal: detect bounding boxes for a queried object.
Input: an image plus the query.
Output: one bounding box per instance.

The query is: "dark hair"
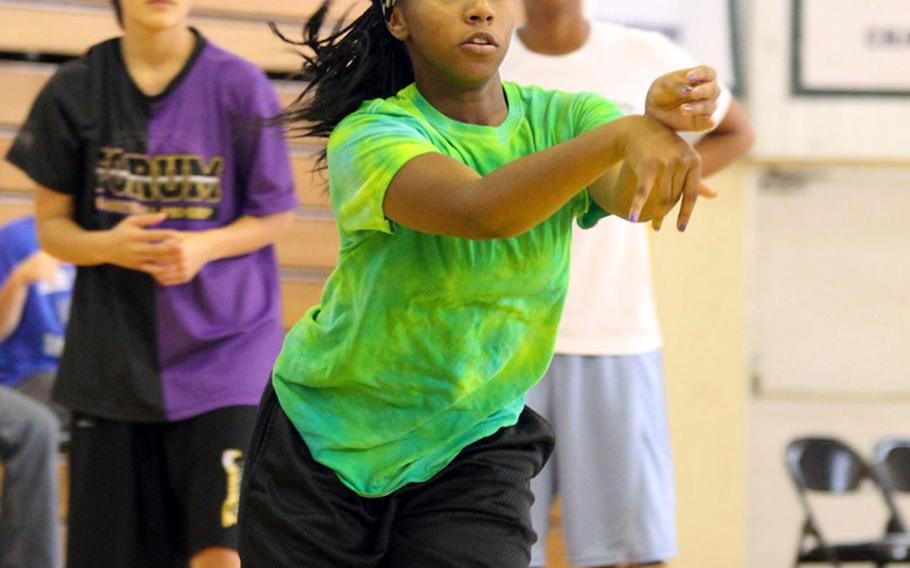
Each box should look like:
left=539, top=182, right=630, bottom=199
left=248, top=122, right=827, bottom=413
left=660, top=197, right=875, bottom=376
left=272, top=0, right=414, bottom=168
left=112, top=0, right=123, bottom=26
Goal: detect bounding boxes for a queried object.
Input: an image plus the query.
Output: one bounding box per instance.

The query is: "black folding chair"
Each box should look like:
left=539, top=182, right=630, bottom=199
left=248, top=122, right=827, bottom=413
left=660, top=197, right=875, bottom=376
left=786, top=437, right=910, bottom=567
left=874, top=438, right=910, bottom=535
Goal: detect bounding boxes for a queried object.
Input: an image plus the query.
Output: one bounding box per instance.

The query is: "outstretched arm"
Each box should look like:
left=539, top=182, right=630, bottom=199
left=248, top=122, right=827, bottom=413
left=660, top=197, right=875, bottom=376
left=384, top=115, right=701, bottom=239
left=694, top=99, right=754, bottom=178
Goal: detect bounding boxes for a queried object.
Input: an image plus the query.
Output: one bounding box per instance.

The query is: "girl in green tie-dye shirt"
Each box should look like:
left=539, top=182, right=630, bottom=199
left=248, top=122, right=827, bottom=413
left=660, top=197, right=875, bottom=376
left=238, top=1, right=720, bottom=566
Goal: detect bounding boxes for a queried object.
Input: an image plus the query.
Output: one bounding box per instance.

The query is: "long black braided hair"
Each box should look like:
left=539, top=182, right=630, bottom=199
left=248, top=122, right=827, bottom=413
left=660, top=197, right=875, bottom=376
left=273, top=0, right=414, bottom=168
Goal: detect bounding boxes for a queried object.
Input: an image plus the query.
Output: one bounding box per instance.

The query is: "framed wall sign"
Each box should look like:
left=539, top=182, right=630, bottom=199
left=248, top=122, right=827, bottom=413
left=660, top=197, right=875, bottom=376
left=792, top=0, right=910, bottom=97
left=749, top=0, right=910, bottom=159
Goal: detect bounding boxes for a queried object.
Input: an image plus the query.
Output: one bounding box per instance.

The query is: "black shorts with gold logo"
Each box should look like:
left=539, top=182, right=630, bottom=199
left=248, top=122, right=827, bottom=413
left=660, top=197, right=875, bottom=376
left=66, top=405, right=258, bottom=568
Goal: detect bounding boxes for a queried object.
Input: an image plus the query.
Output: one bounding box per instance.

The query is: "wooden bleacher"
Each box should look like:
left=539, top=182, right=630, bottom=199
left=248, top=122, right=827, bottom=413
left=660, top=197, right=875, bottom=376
left=0, top=0, right=367, bottom=71
left=0, top=0, right=370, bottom=329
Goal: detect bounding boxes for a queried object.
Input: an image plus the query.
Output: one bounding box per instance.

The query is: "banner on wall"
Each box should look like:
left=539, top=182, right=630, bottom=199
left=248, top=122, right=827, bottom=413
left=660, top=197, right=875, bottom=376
left=793, top=0, right=910, bottom=96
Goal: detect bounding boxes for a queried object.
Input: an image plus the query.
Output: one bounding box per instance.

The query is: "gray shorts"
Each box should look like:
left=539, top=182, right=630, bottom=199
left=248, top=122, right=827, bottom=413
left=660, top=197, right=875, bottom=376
left=527, top=350, right=676, bottom=567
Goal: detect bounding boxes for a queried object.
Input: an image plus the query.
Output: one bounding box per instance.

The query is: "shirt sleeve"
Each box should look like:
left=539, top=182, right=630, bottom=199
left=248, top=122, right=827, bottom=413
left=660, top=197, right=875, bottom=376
left=5, top=64, right=86, bottom=195
left=326, top=106, right=440, bottom=235
left=570, top=91, right=625, bottom=229
left=232, top=69, right=299, bottom=216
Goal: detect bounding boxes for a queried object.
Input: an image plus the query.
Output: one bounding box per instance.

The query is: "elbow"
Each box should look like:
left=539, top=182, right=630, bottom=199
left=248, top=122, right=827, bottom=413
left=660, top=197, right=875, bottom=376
left=34, top=226, right=72, bottom=263
left=729, top=111, right=757, bottom=156
left=737, top=122, right=757, bottom=154
left=744, top=128, right=757, bottom=153
left=34, top=222, right=58, bottom=258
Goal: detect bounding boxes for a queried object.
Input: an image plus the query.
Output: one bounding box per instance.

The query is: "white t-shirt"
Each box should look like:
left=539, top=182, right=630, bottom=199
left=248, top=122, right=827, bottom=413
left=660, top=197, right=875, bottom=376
left=501, top=21, right=732, bottom=355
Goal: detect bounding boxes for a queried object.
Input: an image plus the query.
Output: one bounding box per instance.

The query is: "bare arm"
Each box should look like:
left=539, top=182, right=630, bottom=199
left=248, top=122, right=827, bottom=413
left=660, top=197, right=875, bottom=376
left=35, top=186, right=294, bottom=286
left=0, top=273, right=29, bottom=342
left=0, top=251, right=60, bottom=341
left=694, top=99, right=754, bottom=178
left=384, top=115, right=701, bottom=239
left=185, top=212, right=294, bottom=261
left=0, top=272, right=28, bottom=341
left=151, top=211, right=294, bottom=286
left=35, top=186, right=180, bottom=270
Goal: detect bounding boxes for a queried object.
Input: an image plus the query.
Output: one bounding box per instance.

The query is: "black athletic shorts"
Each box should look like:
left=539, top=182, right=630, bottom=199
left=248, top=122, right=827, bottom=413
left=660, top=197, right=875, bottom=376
left=66, top=405, right=257, bottom=568
left=239, top=383, right=555, bottom=568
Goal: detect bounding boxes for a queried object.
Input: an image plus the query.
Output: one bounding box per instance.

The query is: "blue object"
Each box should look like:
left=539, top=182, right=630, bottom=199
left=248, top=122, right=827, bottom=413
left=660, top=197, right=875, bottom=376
left=0, top=217, right=73, bottom=387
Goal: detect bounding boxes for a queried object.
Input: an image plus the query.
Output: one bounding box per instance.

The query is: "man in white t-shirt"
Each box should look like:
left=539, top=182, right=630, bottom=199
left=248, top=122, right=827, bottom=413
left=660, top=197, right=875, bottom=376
left=501, top=2, right=754, bottom=567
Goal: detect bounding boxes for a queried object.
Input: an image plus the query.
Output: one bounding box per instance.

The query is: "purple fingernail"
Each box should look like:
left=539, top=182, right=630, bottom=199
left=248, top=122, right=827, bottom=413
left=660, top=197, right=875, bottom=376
left=682, top=85, right=693, bottom=94
left=688, top=73, right=697, bottom=82
left=629, top=213, right=638, bottom=222
left=679, top=223, right=687, bottom=232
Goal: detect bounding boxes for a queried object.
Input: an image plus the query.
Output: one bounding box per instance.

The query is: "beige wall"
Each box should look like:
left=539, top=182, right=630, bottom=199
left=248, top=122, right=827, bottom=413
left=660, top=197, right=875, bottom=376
left=651, top=163, right=750, bottom=568
left=745, top=164, right=910, bottom=567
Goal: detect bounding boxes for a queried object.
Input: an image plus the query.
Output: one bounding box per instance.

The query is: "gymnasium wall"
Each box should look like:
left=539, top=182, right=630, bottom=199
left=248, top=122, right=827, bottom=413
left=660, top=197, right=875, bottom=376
left=744, top=0, right=910, bottom=565
left=652, top=164, right=749, bottom=568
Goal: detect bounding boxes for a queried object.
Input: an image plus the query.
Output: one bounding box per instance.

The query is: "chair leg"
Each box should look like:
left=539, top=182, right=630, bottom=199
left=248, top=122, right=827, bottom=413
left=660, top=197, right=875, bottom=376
left=822, top=548, right=842, bottom=568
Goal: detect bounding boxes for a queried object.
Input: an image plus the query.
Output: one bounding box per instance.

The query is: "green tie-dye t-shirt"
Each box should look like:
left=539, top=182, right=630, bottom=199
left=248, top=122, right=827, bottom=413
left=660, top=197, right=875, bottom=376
left=272, top=81, right=623, bottom=497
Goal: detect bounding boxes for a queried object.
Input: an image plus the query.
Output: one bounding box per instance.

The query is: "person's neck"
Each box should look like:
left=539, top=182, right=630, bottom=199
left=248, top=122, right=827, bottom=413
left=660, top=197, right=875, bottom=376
left=121, top=24, right=195, bottom=93
left=518, top=7, right=590, bottom=55
left=415, top=74, right=509, bottom=127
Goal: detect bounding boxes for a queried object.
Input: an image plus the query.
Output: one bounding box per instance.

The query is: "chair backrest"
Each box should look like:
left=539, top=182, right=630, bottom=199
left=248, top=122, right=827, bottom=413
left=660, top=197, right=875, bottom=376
left=875, top=438, right=910, bottom=493
left=786, top=437, right=870, bottom=493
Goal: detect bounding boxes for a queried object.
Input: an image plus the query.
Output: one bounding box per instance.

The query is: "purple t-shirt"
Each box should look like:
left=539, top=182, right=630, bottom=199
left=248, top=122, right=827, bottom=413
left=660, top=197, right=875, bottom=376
left=6, top=31, right=298, bottom=421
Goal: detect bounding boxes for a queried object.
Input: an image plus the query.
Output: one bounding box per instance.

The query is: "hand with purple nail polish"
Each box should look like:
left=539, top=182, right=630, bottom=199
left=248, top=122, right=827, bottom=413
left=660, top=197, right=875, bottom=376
left=645, top=65, right=720, bottom=132
left=588, top=115, right=704, bottom=230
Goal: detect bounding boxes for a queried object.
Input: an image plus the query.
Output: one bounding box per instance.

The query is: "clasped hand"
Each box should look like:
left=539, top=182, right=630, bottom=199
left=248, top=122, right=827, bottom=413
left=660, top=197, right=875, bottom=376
left=104, top=212, right=211, bottom=286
